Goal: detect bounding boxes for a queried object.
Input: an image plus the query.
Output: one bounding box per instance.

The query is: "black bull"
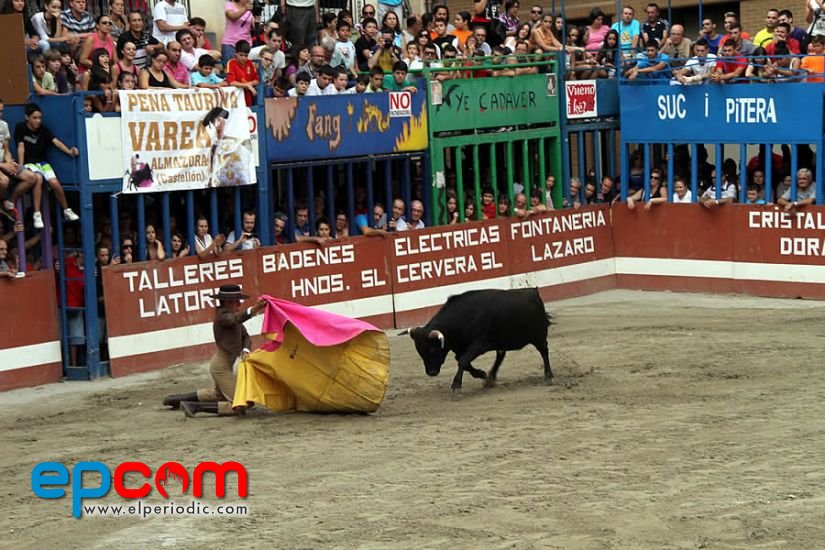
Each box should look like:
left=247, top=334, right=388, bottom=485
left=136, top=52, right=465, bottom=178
left=402, top=288, right=553, bottom=392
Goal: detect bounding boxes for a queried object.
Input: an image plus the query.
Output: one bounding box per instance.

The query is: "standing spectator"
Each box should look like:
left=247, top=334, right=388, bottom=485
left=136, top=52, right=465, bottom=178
left=226, top=210, right=260, bottom=251
left=334, top=211, right=349, bottom=238
left=272, top=212, right=288, bottom=244
left=145, top=224, right=166, bottom=260
left=611, top=6, right=640, bottom=56
left=377, top=0, right=403, bottom=28
left=672, top=178, right=692, bottom=203
left=498, top=0, right=521, bottom=39
left=584, top=8, right=608, bottom=51
left=779, top=10, right=807, bottom=44
left=0, top=239, right=15, bottom=278
left=14, top=103, right=80, bottom=229
left=355, top=18, right=379, bottom=72
left=480, top=188, right=495, bottom=219
left=292, top=204, right=310, bottom=240
left=225, top=40, right=260, bottom=106
left=641, top=3, right=668, bottom=46
left=397, top=200, right=425, bottom=230
left=777, top=169, right=816, bottom=211
left=108, top=0, right=128, bottom=39
left=722, top=12, right=750, bottom=41
left=627, top=169, right=667, bottom=209
left=388, top=198, right=405, bottom=231
left=223, top=0, right=254, bottom=62
left=355, top=203, right=388, bottom=236
left=725, top=23, right=756, bottom=56
left=250, top=30, right=286, bottom=81
left=464, top=199, right=476, bottom=220
left=64, top=250, right=85, bottom=366
left=178, top=28, right=221, bottom=72
left=698, top=18, right=722, bottom=54
left=331, top=21, right=357, bottom=72
left=801, top=35, right=825, bottom=82
left=753, top=9, right=779, bottom=49
left=282, top=0, right=318, bottom=49
left=152, top=0, right=189, bottom=46
left=194, top=216, right=224, bottom=258
left=117, top=11, right=163, bottom=69
left=189, top=17, right=214, bottom=50
left=61, top=0, right=96, bottom=53
left=169, top=232, right=190, bottom=257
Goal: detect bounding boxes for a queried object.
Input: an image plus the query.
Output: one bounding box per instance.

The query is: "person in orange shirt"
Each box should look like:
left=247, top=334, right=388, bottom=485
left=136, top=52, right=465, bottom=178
left=801, top=35, right=825, bottom=82
left=225, top=39, right=260, bottom=106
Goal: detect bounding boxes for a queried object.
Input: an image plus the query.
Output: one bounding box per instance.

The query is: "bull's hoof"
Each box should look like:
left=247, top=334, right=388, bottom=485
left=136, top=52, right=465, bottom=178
left=544, top=376, right=554, bottom=386
left=450, top=385, right=462, bottom=394
left=484, top=378, right=497, bottom=388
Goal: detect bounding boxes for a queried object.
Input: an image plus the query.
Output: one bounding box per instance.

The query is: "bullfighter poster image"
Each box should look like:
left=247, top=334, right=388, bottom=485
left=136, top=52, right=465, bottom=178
left=119, top=88, right=256, bottom=193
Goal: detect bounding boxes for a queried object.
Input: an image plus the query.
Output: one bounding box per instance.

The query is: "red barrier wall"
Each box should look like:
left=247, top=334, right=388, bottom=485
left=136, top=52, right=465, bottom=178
left=0, top=270, right=63, bottom=391
left=87, top=202, right=825, bottom=381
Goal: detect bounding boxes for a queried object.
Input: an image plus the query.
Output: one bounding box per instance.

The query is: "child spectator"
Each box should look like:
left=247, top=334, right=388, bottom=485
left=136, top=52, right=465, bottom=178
left=225, top=40, right=260, bottom=106
left=315, top=216, right=332, bottom=241
left=464, top=198, right=476, bottom=220
left=382, top=61, right=418, bottom=92
left=745, top=185, right=767, bottom=205
left=61, top=51, right=79, bottom=92
left=190, top=55, right=224, bottom=88
left=64, top=250, right=85, bottom=366
left=44, top=50, right=70, bottom=94
left=446, top=192, right=459, bottom=224
left=288, top=72, right=311, bottom=96
left=497, top=194, right=510, bottom=217
left=83, top=48, right=115, bottom=112
left=354, top=74, right=369, bottom=93
left=271, top=76, right=289, bottom=97
left=31, top=56, right=59, bottom=96
left=14, top=103, right=80, bottom=228
left=365, top=66, right=384, bottom=92
left=332, top=21, right=357, bottom=73
left=481, top=188, right=496, bottom=219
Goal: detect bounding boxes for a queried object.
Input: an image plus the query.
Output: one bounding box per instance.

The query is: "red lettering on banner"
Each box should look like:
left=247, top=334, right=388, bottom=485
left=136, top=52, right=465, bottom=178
left=566, top=81, right=598, bottom=119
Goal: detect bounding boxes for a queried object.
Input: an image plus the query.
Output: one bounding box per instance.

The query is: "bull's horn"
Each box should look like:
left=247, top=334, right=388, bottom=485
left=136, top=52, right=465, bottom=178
left=397, top=328, right=410, bottom=336
left=428, top=330, right=445, bottom=349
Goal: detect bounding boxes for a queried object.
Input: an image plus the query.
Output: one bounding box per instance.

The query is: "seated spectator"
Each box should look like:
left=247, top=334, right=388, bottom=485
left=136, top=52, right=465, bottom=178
left=112, top=40, right=139, bottom=84
left=170, top=231, right=189, bottom=257
left=765, top=23, right=800, bottom=55
left=189, top=16, right=214, bottom=50
left=777, top=168, right=816, bottom=211
left=382, top=61, right=418, bottom=92
left=285, top=45, right=311, bottom=86
left=194, top=216, right=224, bottom=258
left=113, top=70, right=136, bottom=111
left=584, top=180, right=597, bottom=204
left=801, top=35, right=825, bottom=82
left=31, top=56, right=59, bottom=96
left=763, top=41, right=800, bottom=81
left=271, top=76, right=290, bottom=97
left=626, top=38, right=669, bottom=80
left=403, top=42, right=423, bottom=70
left=32, top=0, right=73, bottom=54
left=725, top=23, right=756, bottom=56
left=513, top=41, right=539, bottom=75
left=139, top=50, right=186, bottom=89
left=745, top=185, right=767, bottom=205
left=190, top=55, right=224, bottom=88
left=250, top=28, right=286, bottom=77
left=61, top=0, right=96, bottom=54
left=511, top=192, right=529, bottom=219
left=163, top=40, right=191, bottom=86
left=307, top=65, right=337, bottom=95
left=117, top=11, right=163, bottom=70
left=365, top=66, right=384, bottom=92
left=711, top=39, right=747, bottom=83
left=226, top=40, right=260, bottom=106
left=84, top=48, right=115, bottom=112
left=397, top=200, right=425, bottom=230
left=226, top=210, right=261, bottom=251
left=745, top=46, right=770, bottom=81
left=14, top=104, right=79, bottom=228
left=146, top=224, right=166, bottom=260
left=331, top=68, right=352, bottom=93
left=78, top=14, right=115, bottom=74
left=352, top=74, right=369, bottom=93
left=388, top=198, right=405, bottom=231
left=672, top=177, right=692, bottom=203
left=660, top=25, right=692, bottom=69
left=177, top=28, right=221, bottom=72
left=288, top=71, right=311, bottom=96
left=108, top=0, right=128, bottom=38
left=675, top=38, right=716, bottom=84
left=627, top=169, right=667, bottom=209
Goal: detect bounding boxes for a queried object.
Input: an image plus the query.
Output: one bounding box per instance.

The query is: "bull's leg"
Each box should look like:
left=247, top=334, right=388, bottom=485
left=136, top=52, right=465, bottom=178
left=466, top=365, right=487, bottom=379
left=452, top=346, right=485, bottom=392
left=484, top=350, right=507, bottom=388
left=535, top=340, right=553, bottom=384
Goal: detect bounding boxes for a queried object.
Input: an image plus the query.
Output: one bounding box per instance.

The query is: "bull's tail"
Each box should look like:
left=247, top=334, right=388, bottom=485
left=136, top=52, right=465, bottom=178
left=545, top=311, right=555, bottom=325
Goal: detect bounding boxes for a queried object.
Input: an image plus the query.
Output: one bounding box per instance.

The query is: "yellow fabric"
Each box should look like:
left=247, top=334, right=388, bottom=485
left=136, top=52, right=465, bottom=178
left=232, top=323, right=390, bottom=413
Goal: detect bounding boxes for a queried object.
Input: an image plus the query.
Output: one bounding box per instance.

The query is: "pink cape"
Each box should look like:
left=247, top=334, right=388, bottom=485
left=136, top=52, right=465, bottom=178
left=259, top=295, right=381, bottom=351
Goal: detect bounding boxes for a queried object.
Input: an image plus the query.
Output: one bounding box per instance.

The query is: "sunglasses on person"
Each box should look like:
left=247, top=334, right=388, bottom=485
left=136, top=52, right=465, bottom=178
left=531, top=9, right=542, bottom=14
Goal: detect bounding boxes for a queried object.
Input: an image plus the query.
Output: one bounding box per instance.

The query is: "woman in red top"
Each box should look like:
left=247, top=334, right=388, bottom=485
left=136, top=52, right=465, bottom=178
left=79, top=14, right=116, bottom=73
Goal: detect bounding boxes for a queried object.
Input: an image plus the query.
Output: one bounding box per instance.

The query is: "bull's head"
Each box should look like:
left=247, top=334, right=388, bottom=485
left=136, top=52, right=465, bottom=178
left=407, top=327, right=448, bottom=376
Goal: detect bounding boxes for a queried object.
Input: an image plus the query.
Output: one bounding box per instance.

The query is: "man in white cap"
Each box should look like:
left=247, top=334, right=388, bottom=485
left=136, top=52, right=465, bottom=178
left=163, top=284, right=265, bottom=417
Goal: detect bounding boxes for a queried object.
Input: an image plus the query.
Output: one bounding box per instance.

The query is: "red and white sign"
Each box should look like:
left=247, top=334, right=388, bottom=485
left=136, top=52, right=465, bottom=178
left=389, top=91, right=412, bottom=118
left=565, top=80, right=598, bottom=119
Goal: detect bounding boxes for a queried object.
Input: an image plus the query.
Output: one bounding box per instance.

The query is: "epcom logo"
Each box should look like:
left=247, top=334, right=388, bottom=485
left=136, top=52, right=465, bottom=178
left=31, top=460, right=248, bottom=518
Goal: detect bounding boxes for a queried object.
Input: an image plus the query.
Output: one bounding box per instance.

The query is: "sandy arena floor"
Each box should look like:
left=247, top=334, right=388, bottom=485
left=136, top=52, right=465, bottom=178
left=3, top=290, right=825, bottom=549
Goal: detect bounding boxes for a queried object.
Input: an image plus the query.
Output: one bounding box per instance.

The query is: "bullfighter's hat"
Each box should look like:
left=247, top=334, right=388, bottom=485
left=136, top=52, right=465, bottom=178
left=215, top=284, right=249, bottom=301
